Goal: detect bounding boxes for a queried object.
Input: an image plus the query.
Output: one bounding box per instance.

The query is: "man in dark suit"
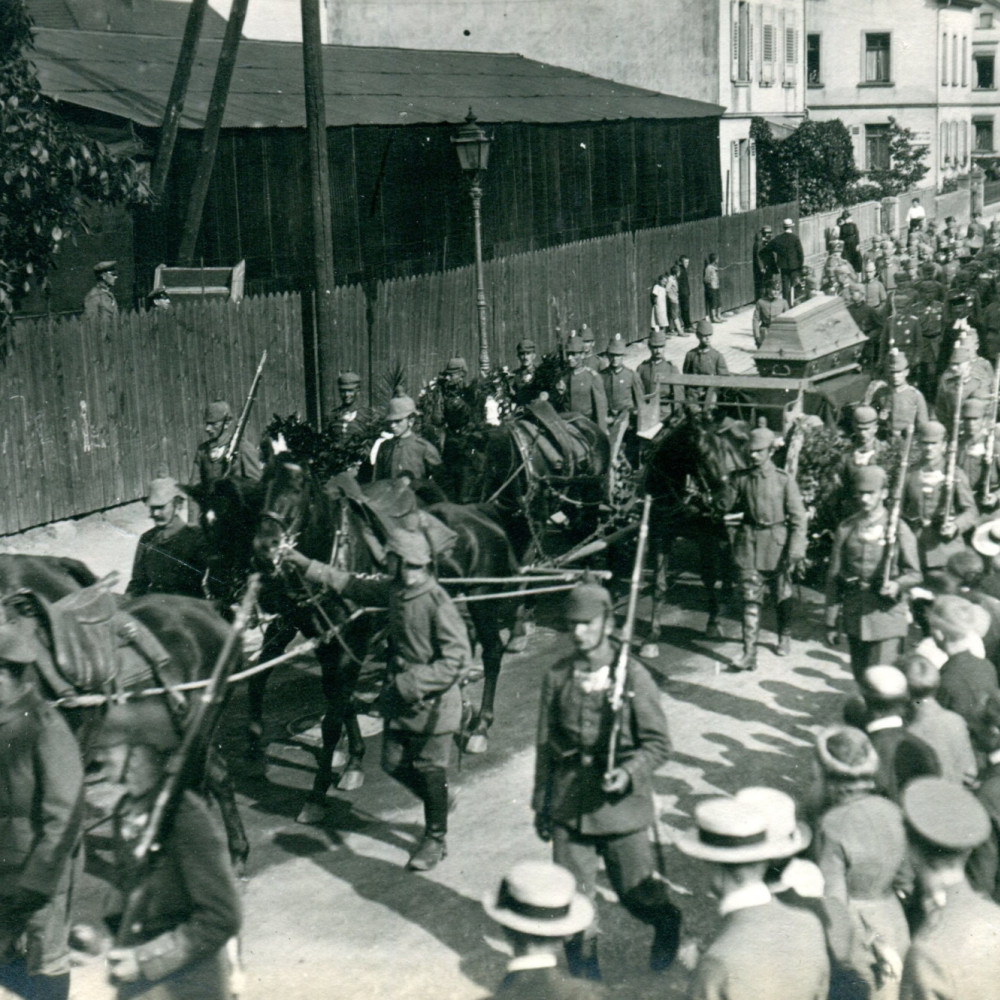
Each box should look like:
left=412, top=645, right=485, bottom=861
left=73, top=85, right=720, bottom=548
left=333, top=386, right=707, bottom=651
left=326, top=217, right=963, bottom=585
left=765, top=218, right=805, bottom=307
left=753, top=225, right=774, bottom=301
left=482, top=860, right=603, bottom=999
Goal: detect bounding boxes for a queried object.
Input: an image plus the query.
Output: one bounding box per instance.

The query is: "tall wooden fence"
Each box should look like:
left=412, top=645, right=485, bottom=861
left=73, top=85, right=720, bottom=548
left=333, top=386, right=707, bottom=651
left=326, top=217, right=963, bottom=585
left=4, top=293, right=305, bottom=535
left=328, top=202, right=800, bottom=402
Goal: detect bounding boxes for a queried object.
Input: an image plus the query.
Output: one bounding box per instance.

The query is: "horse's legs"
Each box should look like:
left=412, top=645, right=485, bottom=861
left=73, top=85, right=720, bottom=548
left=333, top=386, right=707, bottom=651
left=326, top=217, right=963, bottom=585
left=205, top=747, right=250, bottom=873
left=700, top=533, right=722, bottom=639
left=466, top=613, right=505, bottom=755
left=247, top=617, right=298, bottom=749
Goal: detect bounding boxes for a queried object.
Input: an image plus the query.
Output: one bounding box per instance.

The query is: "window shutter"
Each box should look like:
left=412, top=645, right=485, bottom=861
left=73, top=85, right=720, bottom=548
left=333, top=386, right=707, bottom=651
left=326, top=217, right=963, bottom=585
left=731, top=1, right=740, bottom=81
left=784, top=10, right=798, bottom=84
left=850, top=125, right=863, bottom=166
left=761, top=4, right=775, bottom=83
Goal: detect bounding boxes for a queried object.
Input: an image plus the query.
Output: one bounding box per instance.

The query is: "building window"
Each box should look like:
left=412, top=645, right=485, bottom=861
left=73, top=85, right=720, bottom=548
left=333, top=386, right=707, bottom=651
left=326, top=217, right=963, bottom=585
left=963, top=36, right=968, bottom=86
left=981, top=11, right=994, bottom=29
left=865, top=33, right=891, bottom=83
left=733, top=0, right=751, bottom=82
left=866, top=124, right=891, bottom=171
left=807, top=33, right=821, bottom=84
left=953, top=34, right=959, bottom=83
left=943, top=32, right=949, bottom=85
left=976, top=53, right=996, bottom=89
left=976, top=119, right=995, bottom=153
left=941, top=122, right=950, bottom=166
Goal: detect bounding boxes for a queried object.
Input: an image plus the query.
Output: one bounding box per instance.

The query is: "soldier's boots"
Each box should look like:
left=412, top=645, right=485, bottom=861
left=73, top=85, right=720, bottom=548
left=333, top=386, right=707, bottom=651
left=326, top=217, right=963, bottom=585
left=735, top=602, right=761, bottom=671
left=564, top=935, right=601, bottom=980
left=407, top=832, right=447, bottom=871
left=775, top=599, right=794, bottom=657
left=409, top=770, right=450, bottom=871
left=649, top=902, right=683, bottom=972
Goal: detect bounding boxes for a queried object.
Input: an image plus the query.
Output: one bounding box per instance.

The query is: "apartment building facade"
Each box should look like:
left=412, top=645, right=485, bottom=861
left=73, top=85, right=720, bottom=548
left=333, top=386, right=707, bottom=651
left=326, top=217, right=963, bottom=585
left=806, top=0, right=981, bottom=191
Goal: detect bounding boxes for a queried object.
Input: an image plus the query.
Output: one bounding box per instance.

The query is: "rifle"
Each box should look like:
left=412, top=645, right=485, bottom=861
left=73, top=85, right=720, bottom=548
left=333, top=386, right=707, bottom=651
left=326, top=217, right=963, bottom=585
left=881, top=423, right=914, bottom=592
left=223, top=351, right=268, bottom=473
left=606, top=493, right=653, bottom=777
left=115, top=573, right=261, bottom=942
left=981, top=358, right=1000, bottom=505
left=941, top=375, right=964, bottom=531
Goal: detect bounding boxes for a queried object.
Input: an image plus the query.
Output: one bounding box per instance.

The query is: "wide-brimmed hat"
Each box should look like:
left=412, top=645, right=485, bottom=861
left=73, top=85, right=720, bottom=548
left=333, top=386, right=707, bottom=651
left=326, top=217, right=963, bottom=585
left=735, top=787, right=811, bottom=857
left=483, top=860, right=594, bottom=937
left=385, top=395, right=416, bottom=421
left=861, top=664, right=909, bottom=703
left=677, top=796, right=781, bottom=863
left=973, top=519, right=1000, bottom=558
left=927, top=594, right=991, bottom=638
left=815, top=726, right=879, bottom=780
left=146, top=476, right=181, bottom=507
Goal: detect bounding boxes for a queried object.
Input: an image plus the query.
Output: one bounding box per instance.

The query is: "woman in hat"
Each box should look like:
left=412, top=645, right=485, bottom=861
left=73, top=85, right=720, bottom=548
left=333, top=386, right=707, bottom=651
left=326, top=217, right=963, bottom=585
left=810, top=727, right=911, bottom=1000
left=94, top=702, right=241, bottom=1000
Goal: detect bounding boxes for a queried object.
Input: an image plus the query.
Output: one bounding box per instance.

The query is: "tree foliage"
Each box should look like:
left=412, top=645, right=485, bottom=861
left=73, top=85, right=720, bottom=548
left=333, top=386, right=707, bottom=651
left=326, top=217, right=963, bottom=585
left=751, top=117, right=860, bottom=215
left=0, top=0, right=149, bottom=323
left=865, top=116, right=929, bottom=196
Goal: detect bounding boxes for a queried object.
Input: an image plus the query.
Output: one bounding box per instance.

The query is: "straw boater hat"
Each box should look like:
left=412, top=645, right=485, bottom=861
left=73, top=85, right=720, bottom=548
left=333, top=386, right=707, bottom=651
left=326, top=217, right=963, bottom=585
left=973, top=518, right=1000, bottom=558
left=815, top=726, right=879, bottom=781
left=483, top=860, right=594, bottom=937
left=734, top=787, right=811, bottom=856
left=676, top=794, right=803, bottom=863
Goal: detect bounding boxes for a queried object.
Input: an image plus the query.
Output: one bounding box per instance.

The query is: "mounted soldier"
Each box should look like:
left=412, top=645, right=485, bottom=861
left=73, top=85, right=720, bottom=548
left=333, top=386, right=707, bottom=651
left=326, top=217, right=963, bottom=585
left=564, top=335, right=608, bottom=433
left=373, top=394, right=442, bottom=486
left=196, top=400, right=262, bottom=487
left=509, top=339, right=540, bottom=407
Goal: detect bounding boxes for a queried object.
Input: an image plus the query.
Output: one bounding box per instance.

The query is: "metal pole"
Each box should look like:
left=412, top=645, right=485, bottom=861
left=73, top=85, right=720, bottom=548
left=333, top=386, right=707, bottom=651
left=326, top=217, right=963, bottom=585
left=301, top=0, right=337, bottom=425
left=176, top=0, right=250, bottom=265
left=150, top=0, right=209, bottom=200
left=470, top=178, right=489, bottom=374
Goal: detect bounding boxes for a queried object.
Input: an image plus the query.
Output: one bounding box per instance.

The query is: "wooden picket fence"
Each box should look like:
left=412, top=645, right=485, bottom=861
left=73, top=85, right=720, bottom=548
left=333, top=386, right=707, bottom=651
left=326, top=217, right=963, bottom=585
left=4, top=293, right=306, bottom=535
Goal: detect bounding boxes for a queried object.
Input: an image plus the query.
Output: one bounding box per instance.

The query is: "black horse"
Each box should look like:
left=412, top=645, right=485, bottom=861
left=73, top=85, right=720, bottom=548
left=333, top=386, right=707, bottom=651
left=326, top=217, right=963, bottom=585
left=0, top=552, right=98, bottom=596
left=245, top=457, right=522, bottom=821
left=643, top=414, right=750, bottom=642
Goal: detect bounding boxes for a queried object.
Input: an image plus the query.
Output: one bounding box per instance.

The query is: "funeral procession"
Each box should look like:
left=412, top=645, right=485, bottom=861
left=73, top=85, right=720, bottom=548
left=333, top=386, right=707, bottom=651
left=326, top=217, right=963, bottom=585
left=11, top=0, right=1000, bottom=998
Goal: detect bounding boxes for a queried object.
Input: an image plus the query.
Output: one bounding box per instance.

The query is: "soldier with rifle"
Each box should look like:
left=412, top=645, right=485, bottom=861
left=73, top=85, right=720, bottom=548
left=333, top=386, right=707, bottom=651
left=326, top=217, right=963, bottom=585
left=957, top=397, right=1000, bottom=511
left=826, top=460, right=923, bottom=683
left=532, top=498, right=681, bottom=981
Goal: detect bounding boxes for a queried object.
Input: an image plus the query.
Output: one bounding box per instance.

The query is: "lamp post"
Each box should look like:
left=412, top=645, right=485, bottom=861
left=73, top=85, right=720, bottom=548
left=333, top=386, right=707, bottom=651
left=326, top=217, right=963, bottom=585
left=452, top=109, right=492, bottom=375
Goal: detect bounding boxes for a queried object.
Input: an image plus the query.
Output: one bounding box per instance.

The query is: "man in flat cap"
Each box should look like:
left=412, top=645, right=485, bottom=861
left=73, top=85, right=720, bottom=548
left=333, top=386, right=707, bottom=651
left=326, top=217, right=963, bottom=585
left=280, top=528, right=469, bottom=871
left=600, top=336, right=642, bottom=422
left=751, top=279, right=788, bottom=350
left=373, top=394, right=442, bottom=485
left=956, top=396, right=1000, bottom=508
left=764, top=218, right=805, bottom=308
left=677, top=795, right=829, bottom=1000
left=482, top=860, right=601, bottom=999
left=196, top=399, right=262, bottom=487
left=533, top=580, right=680, bottom=980
left=682, top=319, right=729, bottom=408
left=871, top=349, right=929, bottom=439
left=83, top=260, right=119, bottom=321
left=564, top=336, right=608, bottom=433
left=0, top=626, right=84, bottom=1000
left=899, top=778, right=1000, bottom=998
left=725, top=426, right=807, bottom=669
left=637, top=330, right=681, bottom=421
left=826, top=465, right=922, bottom=682
left=901, top=420, right=979, bottom=574
left=127, top=475, right=207, bottom=599
left=509, top=340, right=540, bottom=407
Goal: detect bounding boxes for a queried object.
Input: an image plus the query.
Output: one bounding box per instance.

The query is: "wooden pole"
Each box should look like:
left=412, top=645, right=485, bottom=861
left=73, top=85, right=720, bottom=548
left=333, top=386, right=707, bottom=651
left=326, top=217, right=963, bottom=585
left=150, top=0, right=209, bottom=200
left=176, top=0, right=250, bottom=265
left=301, top=0, right=337, bottom=425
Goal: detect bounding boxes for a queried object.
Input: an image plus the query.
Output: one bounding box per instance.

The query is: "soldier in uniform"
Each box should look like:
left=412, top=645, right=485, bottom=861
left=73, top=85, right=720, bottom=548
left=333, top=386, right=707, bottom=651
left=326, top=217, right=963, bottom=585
left=957, top=397, right=1000, bottom=508
left=677, top=794, right=830, bottom=1000
left=682, top=319, right=729, bottom=408
left=196, top=400, right=262, bottom=486
left=637, top=329, right=681, bottom=421
left=751, top=280, right=788, bottom=349
left=93, top=701, right=242, bottom=1000
left=600, top=337, right=642, bottom=421
left=901, top=420, right=979, bottom=574
left=564, top=335, right=608, bottom=432
left=825, top=466, right=922, bottom=682
left=0, top=627, right=84, bottom=1000
left=935, top=344, right=991, bottom=432
left=533, top=581, right=681, bottom=980
left=872, top=349, right=929, bottom=438
left=438, top=357, right=479, bottom=501
left=281, top=529, right=470, bottom=871
left=509, top=339, right=539, bottom=406
left=725, top=426, right=808, bottom=670
left=900, top=778, right=1000, bottom=999
left=834, top=405, right=889, bottom=520
left=331, top=371, right=364, bottom=442
left=373, top=394, right=442, bottom=484
left=83, top=260, right=119, bottom=321
left=127, top=476, right=207, bottom=599
left=579, top=327, right=605, bottom=373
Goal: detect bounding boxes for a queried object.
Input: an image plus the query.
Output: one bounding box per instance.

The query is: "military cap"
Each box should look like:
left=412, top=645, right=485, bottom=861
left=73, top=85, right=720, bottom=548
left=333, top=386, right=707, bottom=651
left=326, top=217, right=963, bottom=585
left=852, top=465, right=886, bottom=492
left=852, top=405, right=878, bottom=427
left=516, top=340, right=537, bottom=354
left=748, top=427, right=775, bottom=450
left=386, top=529, right=432, bottom=566
left=861, top=664, right=909, bottom=702
left=950, top=345, right=971, bottom=365
left=815, top=726, right=879, bottom=780
left=762, top=225, right=772, bottom=234
left=93, top=700, right=180, bottom=753
left=887, top=349, right=909, bottom=373
left=961, top=397, right=987, bottom=419
left=483, top=860, right=594, bottom=937
left=648, top=330, right=668, bottom=348
left=0, top=625, right=39, bottom=666
left=385, top=395, right=416, bottom=421
left=564, top=580, right=612, bottom=622
left=695, top=319, right=713, bottom=339
left=902, top=777, right=991, bottom=851
left=204, top=400, right=232, bottom=423
left=973, top=518, right=1000, bottom=558
left=444, top=357, right=468, bottom=374
left=918, top=420, right=946, bottom=443
left=676, top=797, right=776, bottom=863
left=565, top=335, right=586, bottom=354
left=93, top=260, right=118, bottom=274
left=606, top=336, right=626, bottom=356
left=146, top=476, right=181, bottom=507
left=580, top=327, right=596, bottom=344
left=338, top=371, right=361, bottom=388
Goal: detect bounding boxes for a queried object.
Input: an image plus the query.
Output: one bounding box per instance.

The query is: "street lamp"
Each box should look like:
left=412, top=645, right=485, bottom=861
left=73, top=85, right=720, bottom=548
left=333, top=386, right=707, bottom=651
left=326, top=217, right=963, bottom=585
left=452, top=108, right=492, bottom=375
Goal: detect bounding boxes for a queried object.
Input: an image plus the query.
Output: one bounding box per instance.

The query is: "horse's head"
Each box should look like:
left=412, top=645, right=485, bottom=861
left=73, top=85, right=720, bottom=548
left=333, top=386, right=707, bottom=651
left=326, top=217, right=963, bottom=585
left=253, top=455, right=315, bottom=571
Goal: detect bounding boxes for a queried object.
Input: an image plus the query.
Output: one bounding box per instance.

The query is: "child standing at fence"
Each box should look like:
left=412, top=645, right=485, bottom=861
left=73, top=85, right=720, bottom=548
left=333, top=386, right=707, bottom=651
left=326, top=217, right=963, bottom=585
left=704, top=253, right=722, bottom=324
